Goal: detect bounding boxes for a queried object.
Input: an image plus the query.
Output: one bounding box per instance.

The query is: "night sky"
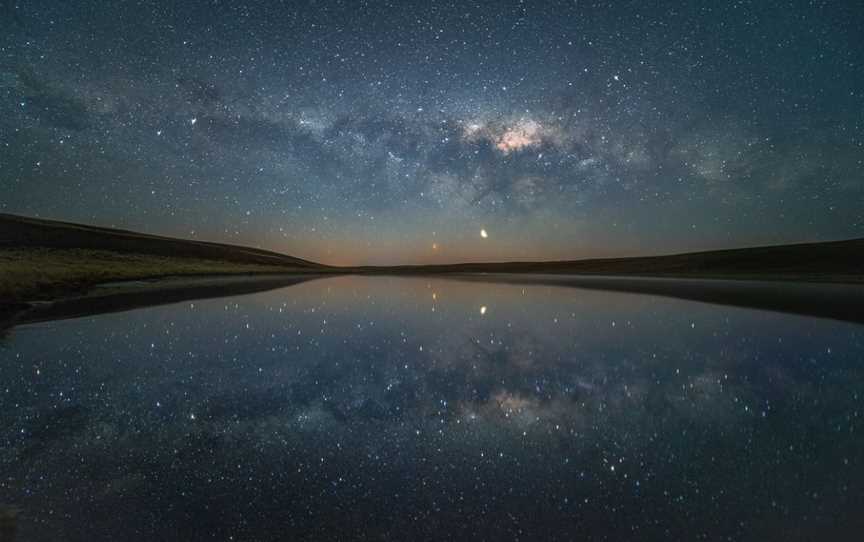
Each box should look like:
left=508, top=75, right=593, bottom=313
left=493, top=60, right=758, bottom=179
left=2, top=0, right=863, bottom=265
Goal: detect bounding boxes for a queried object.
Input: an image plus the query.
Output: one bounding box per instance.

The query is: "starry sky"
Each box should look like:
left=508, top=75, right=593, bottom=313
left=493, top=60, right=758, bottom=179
left=1, top=0, right=863, bottom=265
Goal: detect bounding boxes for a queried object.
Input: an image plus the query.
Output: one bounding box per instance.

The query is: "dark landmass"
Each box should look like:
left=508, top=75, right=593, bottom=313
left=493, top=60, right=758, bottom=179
left=0, top=247, right=324, bottom=305
left=0, top=213, right=321, bottom=267
left=0, top=213, right=329, bottom=304
left=356, top=238, right=864, bottom=282
left=1, top=213, right=863, bottom=330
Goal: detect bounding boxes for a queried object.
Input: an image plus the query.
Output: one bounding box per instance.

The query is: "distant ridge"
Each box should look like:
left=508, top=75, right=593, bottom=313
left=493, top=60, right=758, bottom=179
left=0, top=213, right=323, bottom=268
left=356, top=237, right=864, bottom=281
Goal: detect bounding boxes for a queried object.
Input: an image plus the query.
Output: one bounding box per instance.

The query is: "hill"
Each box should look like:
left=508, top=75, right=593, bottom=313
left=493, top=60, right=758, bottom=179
left=357, top=238, right=864, bottom=282
left=0, top=213, right=320, bottom=267
left=0, top=213, right=327, bottom=304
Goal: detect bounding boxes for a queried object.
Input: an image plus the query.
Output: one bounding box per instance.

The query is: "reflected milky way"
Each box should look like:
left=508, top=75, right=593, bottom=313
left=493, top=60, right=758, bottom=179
left=2, top=277, right=864, bottom=540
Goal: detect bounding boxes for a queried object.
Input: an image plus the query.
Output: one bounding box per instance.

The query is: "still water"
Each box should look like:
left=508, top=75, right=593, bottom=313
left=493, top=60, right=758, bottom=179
left=2, top=276, right=863, bottom=540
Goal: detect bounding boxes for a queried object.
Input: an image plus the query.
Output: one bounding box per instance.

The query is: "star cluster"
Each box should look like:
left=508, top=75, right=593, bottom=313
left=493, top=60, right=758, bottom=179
left=1, top=0, right=862, bottom=263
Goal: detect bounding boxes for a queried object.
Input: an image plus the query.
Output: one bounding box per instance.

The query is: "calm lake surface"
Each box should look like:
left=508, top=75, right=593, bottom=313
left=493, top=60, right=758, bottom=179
left=2, top=276, right=863, bottom=540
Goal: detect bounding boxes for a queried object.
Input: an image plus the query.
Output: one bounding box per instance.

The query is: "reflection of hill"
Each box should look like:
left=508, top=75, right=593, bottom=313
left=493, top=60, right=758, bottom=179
left=0, top=275, right=322, bottom=334
left=440, top=274, right=864, bottom=325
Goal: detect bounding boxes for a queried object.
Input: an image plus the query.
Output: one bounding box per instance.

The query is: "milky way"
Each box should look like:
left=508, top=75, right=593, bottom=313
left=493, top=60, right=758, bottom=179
left=1, top=1, right=862, bottom=264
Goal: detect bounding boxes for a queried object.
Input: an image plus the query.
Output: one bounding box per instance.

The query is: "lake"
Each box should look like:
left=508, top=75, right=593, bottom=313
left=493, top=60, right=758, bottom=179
left=2, top=275, right=863, bottom=540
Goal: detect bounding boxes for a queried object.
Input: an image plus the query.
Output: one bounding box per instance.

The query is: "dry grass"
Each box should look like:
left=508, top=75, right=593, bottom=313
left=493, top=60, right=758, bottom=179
left=0, top=248, right=303, bottom=303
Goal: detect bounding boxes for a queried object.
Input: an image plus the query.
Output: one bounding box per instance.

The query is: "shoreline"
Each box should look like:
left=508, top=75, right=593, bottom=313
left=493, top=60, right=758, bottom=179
left=3, top=213, right=862, bottom=316
left=2, top=270, right=863, bottom=335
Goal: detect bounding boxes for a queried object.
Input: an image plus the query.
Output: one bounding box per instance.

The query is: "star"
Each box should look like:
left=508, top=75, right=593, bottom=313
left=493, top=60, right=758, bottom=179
left=0, top=0, right=856, bottom=265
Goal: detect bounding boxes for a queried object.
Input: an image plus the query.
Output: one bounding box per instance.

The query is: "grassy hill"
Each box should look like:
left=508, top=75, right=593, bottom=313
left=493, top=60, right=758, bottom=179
left=0, top=213, right=319, bottom=267
left=0, top=213, right=327, bottom=304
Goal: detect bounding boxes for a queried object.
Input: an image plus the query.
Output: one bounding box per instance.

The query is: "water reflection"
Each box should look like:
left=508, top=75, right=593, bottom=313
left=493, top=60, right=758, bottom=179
left=1, top=276, right=863, bottom=540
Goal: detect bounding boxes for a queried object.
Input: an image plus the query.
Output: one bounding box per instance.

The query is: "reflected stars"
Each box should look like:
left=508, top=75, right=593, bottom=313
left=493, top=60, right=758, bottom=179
left=2, top=275, right=863, bottom=539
